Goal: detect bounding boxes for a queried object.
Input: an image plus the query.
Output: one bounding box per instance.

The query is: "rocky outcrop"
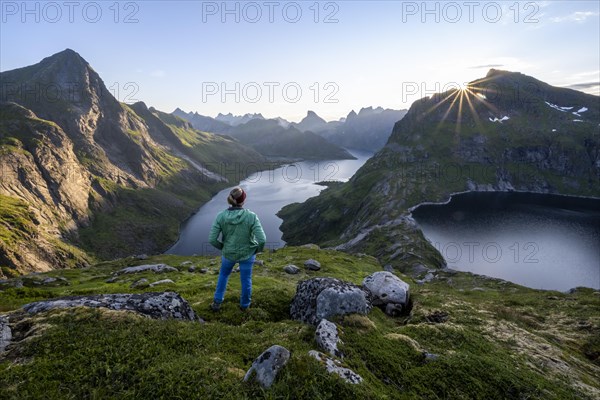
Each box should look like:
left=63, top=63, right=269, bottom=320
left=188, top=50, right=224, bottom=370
left=308, top=350, right=363, bottom=384
left=315, top=319, right=343, bottom=358
left=22, top=292, right=201, bottom=322
left=149, top=279, right=175, bottom=287
left=362, top=271, right=410, bottom=316
left=0, top=315, right=11, bottom=352
left=243, top=345, right=290, bottom=388
left=114, top=264, right=178, bottom=276
left=290, top=278, right=373, bottom=326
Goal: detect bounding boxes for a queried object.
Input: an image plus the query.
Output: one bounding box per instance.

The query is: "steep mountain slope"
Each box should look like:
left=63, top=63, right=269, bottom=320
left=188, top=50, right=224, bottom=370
left=0, top=49, right=264, bottom=275
left=279, top=70, right=600, bottom=269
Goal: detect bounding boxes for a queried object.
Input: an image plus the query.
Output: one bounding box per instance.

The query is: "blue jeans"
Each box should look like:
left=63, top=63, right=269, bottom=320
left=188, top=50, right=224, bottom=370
left=213, top=254, right=255, bottom=308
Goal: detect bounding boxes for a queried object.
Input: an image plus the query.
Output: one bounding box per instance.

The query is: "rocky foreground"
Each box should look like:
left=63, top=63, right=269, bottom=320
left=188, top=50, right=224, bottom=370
left=1, top=246, right=599, bottom=399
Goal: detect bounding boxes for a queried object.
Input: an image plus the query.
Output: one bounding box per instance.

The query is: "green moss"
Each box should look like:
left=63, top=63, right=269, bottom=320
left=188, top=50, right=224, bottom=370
left=1, top=248, right=598, bottom=399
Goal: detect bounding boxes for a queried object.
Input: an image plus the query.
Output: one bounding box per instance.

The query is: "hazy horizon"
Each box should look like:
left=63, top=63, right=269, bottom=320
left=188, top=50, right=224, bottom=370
left=1, top=1, right=598, bottom=121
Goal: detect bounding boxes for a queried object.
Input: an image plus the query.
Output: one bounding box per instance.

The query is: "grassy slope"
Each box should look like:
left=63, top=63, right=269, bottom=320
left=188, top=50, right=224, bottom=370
left=1, top=247, right=598, bottom=399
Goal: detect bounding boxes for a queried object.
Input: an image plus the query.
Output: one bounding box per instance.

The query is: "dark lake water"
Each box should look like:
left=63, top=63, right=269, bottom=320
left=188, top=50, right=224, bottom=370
left=411, top=192, right=600, bottom=291
left=166, top=149, right=373, bottom=256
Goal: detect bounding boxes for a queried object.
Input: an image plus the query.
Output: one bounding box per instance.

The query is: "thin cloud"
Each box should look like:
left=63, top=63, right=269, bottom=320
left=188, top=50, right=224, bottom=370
left=565, top=82, right=600, bottom=90
left=551, top=11, right=599, bottom=23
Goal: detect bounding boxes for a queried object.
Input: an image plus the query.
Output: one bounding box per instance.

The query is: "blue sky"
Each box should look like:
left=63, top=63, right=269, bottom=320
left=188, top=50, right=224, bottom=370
left=1, top=1, right=599, bottom=121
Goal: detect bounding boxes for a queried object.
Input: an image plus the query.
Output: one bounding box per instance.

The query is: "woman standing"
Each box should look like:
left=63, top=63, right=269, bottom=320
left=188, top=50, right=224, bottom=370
left=208, top=187, right=266, bottom=311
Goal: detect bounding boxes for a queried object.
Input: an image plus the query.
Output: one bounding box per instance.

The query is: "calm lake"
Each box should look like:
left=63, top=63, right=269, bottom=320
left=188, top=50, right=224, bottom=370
left=166, top=149, right=373, bottom=256
left=411, top=192, right=600, bottom=291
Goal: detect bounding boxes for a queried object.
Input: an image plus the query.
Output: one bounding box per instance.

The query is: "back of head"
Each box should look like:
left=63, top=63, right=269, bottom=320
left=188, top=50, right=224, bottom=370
left=227, top=187, right=246, bottom=206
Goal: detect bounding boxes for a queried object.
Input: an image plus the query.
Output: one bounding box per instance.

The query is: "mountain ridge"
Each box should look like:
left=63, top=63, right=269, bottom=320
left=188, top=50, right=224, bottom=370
left=0, top=49, right=266, bottom=275
left=278, top=69, right=600, bottom=269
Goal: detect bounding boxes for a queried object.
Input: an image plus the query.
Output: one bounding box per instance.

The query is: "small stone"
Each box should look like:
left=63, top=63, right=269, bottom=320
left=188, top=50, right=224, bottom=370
left=243, top=345, right=290, bottom=388
left=105, top=276, right=119, bottom=283
left=308, top=350, right=362, bottom=384
left=199, top=268, right=209, bottom=274
left=130, top=278, right=149, bottom=289
left=188, top=266, right=196, bottom=273
left=181, top=261, right=193, bottom=267
left=0, top=315, right=11, bottom=352
left=134, top=254, right=148, bottom=260
left=384, top=303, right=404, bottom=317
left=315, top=319, right=343, bottom=358
left=304, top=259, right=321, bottom=271
left=149, top=279, right=175, bottom=287
left=425, top=311, right=449, bottom=323
left=267, top=258, right=273, bottom=262
left=284, top=265, right=300, bottom=274
left=254, top=260, right=264, bottom=266
left=383, top=264, right=394, bottom=272
left=423, top=352, right=440, bottom=363
left=233, top=267, right=240, bottom=273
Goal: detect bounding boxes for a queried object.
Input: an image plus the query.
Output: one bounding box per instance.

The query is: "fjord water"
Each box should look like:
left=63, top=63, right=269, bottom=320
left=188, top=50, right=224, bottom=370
left=411, top=192, right=600, bottom=291
left=166, top=149, right=373, bottom=256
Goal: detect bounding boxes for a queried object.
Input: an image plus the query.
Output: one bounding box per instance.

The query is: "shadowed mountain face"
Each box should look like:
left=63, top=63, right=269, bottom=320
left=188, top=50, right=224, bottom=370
left=172, top=110, right=355, bottom=160
left=0, top=49, right=265, bottom=275
left=223, top=119, right=356, bottom=161
left=291, top=108, right=408, bottom=152
left=278, top=69, right=600, bottom=269
left=172, top=108, right=232, bottom=133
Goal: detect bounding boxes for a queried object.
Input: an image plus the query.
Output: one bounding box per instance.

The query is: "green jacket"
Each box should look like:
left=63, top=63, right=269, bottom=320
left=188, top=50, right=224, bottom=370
left=208, top=207, right=266, bottom=262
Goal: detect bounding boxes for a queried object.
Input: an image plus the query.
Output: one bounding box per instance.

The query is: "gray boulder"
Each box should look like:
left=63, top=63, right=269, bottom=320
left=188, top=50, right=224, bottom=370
left=283, top=265, right=300, bottom=274
left=243, top=345, right=290, bottom=388
left=149, top=279, right=175, bottom=287
left=416, top=272, right=435, bottom=285
left=304, top=259, right=321, bottom=271
left=114, top=264, right=178, bottom=276
left=362, top=271, right=410, bottom=316
left=130, top=278, right=149, bottom=289
left=188, top=266, right=196, bottom=273
left=315, top=319, right=342, bottom=358
left=22, top=292, right=202, bottom=322
left=0, top=315, right=11, bottom=352
left=308, top=350, right=362, bottom=384
left=254, top=260, right=265, bottom=266
left=290, top=278, right=373, bottom=326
